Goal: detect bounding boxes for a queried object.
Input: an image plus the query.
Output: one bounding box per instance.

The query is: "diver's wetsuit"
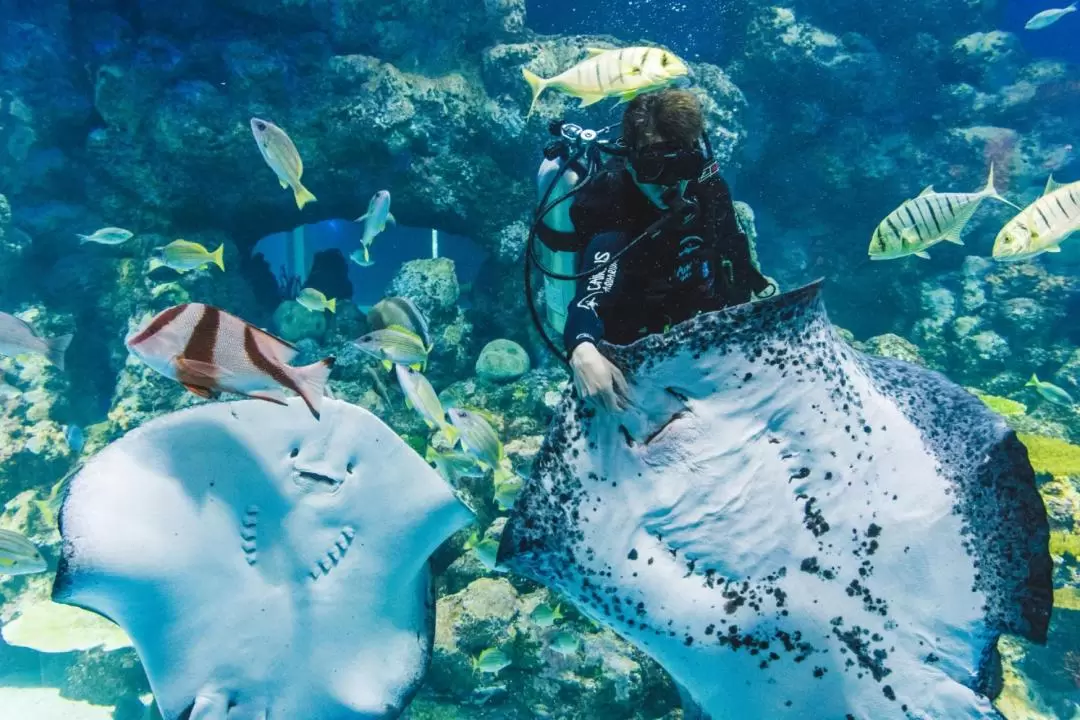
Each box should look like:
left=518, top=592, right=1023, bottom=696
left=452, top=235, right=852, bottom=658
left=537, top=158, right=773, bottom=354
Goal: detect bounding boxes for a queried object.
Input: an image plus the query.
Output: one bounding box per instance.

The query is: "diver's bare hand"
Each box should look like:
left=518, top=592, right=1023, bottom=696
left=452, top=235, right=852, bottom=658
left=570, top=342, right=629, bottom=412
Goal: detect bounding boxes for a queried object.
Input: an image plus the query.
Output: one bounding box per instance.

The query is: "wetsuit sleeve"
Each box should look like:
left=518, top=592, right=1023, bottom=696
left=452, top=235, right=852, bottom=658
left=563, top=232, right=628, bottom=355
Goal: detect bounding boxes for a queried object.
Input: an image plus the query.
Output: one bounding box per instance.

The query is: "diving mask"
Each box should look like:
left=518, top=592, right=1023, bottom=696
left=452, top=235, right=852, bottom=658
left=629, top=141, right=707, bottom=186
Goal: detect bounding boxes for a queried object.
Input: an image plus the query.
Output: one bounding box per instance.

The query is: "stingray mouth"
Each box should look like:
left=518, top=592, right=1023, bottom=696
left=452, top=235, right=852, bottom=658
left=294, top=468, right=344, bottom=493
left=308, top=525, right=356, bottom=581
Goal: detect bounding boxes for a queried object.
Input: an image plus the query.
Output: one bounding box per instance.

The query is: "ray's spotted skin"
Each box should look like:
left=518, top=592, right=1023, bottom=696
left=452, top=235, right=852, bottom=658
left=498, top=281, right=1051, bottom=719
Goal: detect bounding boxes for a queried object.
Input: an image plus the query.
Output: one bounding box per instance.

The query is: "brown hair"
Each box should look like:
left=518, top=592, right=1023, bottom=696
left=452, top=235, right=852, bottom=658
left=622, top=89, right=704, bottom=153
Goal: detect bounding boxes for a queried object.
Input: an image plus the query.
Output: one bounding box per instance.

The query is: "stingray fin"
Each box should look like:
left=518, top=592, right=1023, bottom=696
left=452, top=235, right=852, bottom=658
left=186, top=693, right=230, bottom=720
left=585, top=47, right=609, bottom=57
left=676, top=683, right=713, bottom=720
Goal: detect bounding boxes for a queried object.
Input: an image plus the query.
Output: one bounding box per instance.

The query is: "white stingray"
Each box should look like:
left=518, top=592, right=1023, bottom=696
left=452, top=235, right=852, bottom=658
left=498, top=281, right=1052, bottom=719
left=53, top=398, right=472, bottom=720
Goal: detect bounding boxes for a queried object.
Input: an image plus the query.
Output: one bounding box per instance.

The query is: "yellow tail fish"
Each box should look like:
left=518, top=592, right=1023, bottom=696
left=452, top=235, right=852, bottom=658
left=522, top=46, right=689, bottom=118
left=250, top=118, right=317, bottom=210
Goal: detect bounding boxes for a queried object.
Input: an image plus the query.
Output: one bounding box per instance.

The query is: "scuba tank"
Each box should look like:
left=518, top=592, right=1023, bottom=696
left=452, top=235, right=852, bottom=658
left=534, top=156, right=582, bottom=334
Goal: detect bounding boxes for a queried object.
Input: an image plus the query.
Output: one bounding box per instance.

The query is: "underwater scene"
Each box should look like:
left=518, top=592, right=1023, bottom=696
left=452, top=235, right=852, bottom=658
left=0, top=0, right=1079, bottom=717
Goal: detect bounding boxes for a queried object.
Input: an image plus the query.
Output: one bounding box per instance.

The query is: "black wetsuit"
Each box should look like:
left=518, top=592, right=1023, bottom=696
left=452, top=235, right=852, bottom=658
left=537, top=158, right=773, bottom=354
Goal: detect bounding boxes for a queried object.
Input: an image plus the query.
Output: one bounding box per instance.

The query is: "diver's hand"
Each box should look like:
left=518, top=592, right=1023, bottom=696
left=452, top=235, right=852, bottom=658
left=570, top=342, right=630, bottom=412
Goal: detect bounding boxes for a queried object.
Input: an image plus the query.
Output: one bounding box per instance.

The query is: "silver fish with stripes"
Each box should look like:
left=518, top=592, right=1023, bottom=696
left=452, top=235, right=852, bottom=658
left=522, top=46, right=689, bottom=118
left=0, top=528, right=47, bottom=576
left=869, top=165, right=1013, bottom=261
left=125, top=303, right=334, bottom=419
left=992, top=175, right=1080, bottom=261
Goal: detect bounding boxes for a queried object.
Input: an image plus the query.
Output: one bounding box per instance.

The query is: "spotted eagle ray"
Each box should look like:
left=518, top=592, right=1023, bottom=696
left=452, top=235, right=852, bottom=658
left=52, top=398, right=472, bottom=720
left=498, top=281, right=1052, bottom=719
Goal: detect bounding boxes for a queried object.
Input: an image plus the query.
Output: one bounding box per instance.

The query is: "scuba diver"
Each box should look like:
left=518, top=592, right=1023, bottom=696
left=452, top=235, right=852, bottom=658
left=531, top=89, right=777, bottom=411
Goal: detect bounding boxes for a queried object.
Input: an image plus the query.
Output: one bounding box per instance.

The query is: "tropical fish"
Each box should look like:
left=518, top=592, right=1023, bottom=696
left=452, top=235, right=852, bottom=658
left=353, top=326, right=429, bottom=372
left=426, top=448, right=486, bottom=484
left=462, top=529, right=480, bottom=552
left=522, top=46, right=690, bottom=118
left=150, top=240, right=225, bottom=273
left=352, top=190, right=394, bottom=267
left=363, top=363, right=393, bottom=408
left=250, top=118, right=317, bottom=210
left=530, top=603, right=563, bottom=628
left=34, top=467, right=77, bottom=528
left=447, top=408, right=515, bottom=486
left=1025, top=3, right=1076, bottom=29
left=474, top=538, right=501, bottom=570
left=992, top=176, right=1080, bottom=261
left=471, top=647, right=511, bottom=675
left=296, top=288, right=336, bottom=314
left=494, top=475, right=523, bottom=511
left=0, top=312, right=72, bottom=370
left=0, top=528, right=47, bottom=576
left=869, top=165, right=1013, bottom=260
left=548, top=631, right=580, bottom=657
left=395, top=365, right=457, bottom=441
left=125, top=303, right=334, bottom=419
left=367, top=297, right=432, bottom=349
left=1025, top=374, right=1074, bottom=406
left=78, top=227, right=134, bottom=245
left=65, top=425, right=85, bottom=454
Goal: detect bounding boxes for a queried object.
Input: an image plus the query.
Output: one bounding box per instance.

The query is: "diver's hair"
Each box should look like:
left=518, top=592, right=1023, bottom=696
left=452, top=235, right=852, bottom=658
left=622, top=89, right=704, bottom=152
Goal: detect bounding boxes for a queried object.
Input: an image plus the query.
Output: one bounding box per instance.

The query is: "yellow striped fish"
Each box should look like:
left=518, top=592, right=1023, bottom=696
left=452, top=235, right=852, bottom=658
left=522, top=47, right=689, bottom=119
left=0, top=528, right=47, bottom=576
left=869, top=165, right=1013, bottom=260
left=993, top=176, right=1080, bottom=261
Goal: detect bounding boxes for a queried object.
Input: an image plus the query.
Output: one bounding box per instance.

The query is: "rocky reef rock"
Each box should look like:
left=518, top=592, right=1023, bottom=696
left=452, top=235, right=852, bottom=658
left=271, top=300, right=329, bottom=343
left=422, top=576, right=678, bottom=719
left=861, top=333, right=925, bottom=366
left=475, top=339, right=531, bottom=383
left=387, top=259, right=461, bottom=326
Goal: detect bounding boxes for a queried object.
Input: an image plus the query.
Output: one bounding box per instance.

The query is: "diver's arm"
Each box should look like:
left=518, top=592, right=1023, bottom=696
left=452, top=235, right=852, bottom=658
left=563, top=232, right=626, bottom=354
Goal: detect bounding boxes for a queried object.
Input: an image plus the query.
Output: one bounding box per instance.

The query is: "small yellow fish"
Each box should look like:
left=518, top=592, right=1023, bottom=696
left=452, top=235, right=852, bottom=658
left=250, top=118, right=317, bottom=210
left=150, top=240, right=224, bottom=273
left=522, top=46, right=689, bottom=118
left=296, top=288, right=336, bottom=313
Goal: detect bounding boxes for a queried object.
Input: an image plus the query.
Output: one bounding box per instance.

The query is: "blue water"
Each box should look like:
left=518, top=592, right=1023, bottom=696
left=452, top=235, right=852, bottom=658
left=0, top=0, right=1078, bottom=718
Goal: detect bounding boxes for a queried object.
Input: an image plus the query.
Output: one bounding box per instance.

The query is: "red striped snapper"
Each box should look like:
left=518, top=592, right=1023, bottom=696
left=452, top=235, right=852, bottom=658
left=250, top=118, right=318, bottom=210
left=522, top=46, right=689, bottom=119
left=868, top=165, right=1015, bottom=261
left=0, top=312, right=72, bottom=370
left=125, top=303, right=334, bottom=419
